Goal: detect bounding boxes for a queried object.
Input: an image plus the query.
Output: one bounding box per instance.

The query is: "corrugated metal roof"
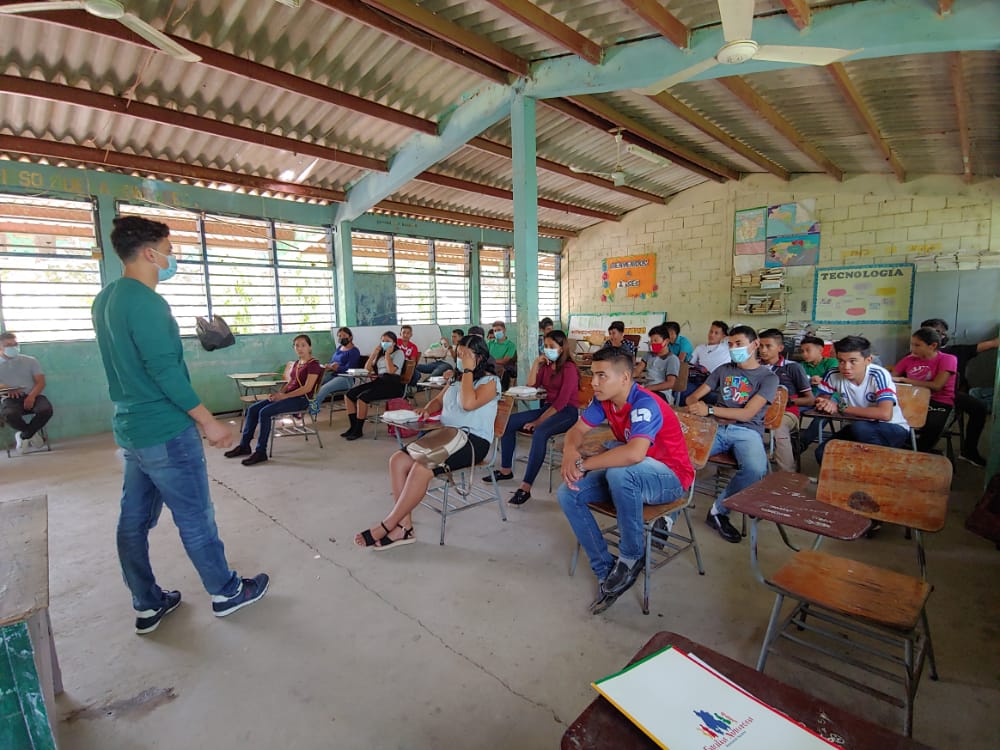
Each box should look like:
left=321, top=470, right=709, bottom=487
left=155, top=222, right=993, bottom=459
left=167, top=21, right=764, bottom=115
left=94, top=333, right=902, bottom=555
left=0, top=0, right=996, bottom=238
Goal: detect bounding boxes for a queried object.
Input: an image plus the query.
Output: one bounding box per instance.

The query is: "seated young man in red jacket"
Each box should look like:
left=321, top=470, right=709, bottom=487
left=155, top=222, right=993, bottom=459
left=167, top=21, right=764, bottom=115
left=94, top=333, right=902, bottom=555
left=558, top=346, right=693, bottom=615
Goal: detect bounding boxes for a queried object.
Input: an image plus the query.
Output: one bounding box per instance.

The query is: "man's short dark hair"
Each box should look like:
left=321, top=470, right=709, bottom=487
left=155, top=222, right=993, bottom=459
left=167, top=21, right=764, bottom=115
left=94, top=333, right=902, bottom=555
left=539, top=317, right=553, bottom=330
left=648, top=324, right=669, bottom=339
left=468, top=325, right=485, bottom=337
left=492, top=320, right=507, bottom=330
left=758, top=328, right=784, bottom=345
left=834, top=335, right=872, bottom=357
left=608, top=320, right=625, bottom=333
left=664, top=321, right=681, bottom=335
left=451, top=328, right=464, bottom=336
left=592, top=346, right=634, bottom=371
left=800, top=335, right=825, bottom=348
left=920, top=318, right=949, bottom=331
left=729, top=325, right=757, bottom=342
left=711, top=320, right=729, bottom=335
left=400, top=324, right=412, bottom=332
left=110, top=216, right=170, bottom=262
left=0, top=332, right=15, bottom=342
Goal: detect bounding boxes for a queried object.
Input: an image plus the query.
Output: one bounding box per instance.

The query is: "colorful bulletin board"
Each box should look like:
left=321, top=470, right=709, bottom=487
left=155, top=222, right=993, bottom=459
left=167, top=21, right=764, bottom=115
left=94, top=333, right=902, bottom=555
left=602, top=253, right=657, bottom=303
left=813, top=263, right=915, bottom=324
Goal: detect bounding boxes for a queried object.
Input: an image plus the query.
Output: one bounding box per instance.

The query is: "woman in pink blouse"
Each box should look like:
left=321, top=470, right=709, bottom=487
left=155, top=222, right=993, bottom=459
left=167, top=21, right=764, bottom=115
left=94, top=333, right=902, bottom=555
left=488, top=330, right=581, bottom=506
left=892, top=326, right=958, bottom=452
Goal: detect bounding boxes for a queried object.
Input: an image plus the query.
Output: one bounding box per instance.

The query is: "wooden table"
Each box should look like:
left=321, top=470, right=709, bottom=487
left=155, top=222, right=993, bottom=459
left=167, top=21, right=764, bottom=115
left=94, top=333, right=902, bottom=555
left=561, top=631, right=933, bottom=750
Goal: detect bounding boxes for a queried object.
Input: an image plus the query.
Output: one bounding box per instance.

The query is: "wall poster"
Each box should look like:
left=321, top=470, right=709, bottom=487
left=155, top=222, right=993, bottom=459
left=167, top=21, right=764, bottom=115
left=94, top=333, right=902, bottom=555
left=602, top=253, right=657, bottom=303
left=813, top=263, right=915, bottom=324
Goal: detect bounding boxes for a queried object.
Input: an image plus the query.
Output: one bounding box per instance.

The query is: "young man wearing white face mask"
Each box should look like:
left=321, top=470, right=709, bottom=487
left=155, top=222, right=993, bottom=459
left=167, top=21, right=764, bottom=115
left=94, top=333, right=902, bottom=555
left=92, top=216, right=269, bottom=634
left=0, top=331, right=54, bottom=451
left=686, top=325, right=778, bottom=544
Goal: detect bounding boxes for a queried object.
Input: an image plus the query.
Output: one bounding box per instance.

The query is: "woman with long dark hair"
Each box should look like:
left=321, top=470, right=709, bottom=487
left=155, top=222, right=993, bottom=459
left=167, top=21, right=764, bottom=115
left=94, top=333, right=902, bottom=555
left=342, top=330, right=405, bottom=440
left=490, top=329, right=580, bottom=506
left=354, top=335, right=502, bottom=549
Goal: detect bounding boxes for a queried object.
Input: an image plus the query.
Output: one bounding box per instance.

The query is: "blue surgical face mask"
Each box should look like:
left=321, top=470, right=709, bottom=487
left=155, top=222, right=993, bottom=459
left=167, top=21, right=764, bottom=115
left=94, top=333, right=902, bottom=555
left=454, top=359, right=464, bottom=373
left=730, top=345, right=752, bottom=364
left=494, top=330, right=505, bottom=340
left=543, top=347, right=560, bottom=361
left=152, top=249, right=178, bottom=282
left=381, top=340, right=393, bottom=352
left=2, top=346, right=19, bottom=358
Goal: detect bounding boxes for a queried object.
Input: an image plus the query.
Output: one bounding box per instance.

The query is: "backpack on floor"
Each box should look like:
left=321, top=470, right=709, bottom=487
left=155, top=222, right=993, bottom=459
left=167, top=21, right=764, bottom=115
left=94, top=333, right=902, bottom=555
left=966, top=472, right=1000, bottom=545
left=385, top=398, right=420, bottom=438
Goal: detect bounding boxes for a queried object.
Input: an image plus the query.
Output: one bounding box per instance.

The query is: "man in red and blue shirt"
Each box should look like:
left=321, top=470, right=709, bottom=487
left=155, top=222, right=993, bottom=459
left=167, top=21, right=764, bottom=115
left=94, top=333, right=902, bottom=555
left=559, top=347, right=693, bottom=615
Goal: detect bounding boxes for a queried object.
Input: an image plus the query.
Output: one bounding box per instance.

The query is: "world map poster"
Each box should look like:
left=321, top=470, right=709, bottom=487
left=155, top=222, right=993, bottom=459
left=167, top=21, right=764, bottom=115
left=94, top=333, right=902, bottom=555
left=733, top=207, right=766, bottom=255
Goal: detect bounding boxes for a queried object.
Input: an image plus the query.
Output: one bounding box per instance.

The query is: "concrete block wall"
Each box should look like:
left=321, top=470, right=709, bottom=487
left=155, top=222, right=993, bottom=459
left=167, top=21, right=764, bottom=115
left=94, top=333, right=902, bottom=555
left=563, top=174, right=1000, bottom=345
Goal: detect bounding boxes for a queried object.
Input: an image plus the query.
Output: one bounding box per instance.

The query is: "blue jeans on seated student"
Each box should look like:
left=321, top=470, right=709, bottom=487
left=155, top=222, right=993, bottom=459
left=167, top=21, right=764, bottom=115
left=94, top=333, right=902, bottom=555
left=413, top=360, right=450, bottom=385
left=118, top=424, right=240, bottom=611
left=500, top=404, right=579, bottom=485
left=814, top=420, right=910, bottom=464
left=241, top=395, right=310, bottom=453
left=316, top=374, right=353, bottom=405
left=558, top=457, right=686, bottom=580
left=710, top=424, right=770, bottom=516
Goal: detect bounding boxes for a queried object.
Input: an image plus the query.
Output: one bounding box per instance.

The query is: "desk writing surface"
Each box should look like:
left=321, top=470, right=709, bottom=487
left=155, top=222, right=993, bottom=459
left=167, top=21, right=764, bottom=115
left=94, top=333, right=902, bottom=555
left=561, top=632, right=932, bottom=750
left=723, top=472, right=870, bottom=541
left=0, top=495, right=49, bottom=627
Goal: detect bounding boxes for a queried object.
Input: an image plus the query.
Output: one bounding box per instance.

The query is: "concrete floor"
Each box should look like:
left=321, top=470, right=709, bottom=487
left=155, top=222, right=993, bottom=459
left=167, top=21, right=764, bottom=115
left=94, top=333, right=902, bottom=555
left=3, top=413, right=998, bottom=750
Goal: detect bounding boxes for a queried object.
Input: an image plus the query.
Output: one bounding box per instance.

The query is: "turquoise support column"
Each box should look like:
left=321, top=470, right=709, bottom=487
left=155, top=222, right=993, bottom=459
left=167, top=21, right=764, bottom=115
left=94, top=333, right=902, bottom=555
left=333, top=220, right=356, bottom=326
left=469, top=241, right=482, bottom=326
left=510, top=93, right=539, bottom=385
left=94, top=194, right=122, bottom=284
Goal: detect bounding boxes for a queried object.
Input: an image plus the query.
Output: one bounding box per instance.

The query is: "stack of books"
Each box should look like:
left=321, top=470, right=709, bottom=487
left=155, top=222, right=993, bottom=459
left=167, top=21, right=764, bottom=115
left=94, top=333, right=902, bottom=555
left=732, top=267, right=785, bottom=289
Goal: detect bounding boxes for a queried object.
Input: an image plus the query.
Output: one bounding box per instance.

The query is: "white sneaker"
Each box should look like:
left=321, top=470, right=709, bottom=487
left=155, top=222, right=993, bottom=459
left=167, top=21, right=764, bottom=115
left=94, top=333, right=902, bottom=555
left=14, top=431, right=24, bottom=452
left=27, top=433, right=46, bottom=450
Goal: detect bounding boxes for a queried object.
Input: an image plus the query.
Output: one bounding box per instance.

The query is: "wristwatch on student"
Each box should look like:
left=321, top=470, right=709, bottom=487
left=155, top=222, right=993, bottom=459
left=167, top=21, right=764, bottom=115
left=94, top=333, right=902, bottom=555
left=707, top=405, right=715, bottom=417
left=575, top=456, right=587, bottom=474
left=837, top=398, right=848, bottom=414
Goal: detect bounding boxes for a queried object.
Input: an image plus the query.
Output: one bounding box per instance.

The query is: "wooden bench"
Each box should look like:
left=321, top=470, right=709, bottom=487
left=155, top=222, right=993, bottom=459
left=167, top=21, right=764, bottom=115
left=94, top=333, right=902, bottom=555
left=0, top=495, right=62, bottom=748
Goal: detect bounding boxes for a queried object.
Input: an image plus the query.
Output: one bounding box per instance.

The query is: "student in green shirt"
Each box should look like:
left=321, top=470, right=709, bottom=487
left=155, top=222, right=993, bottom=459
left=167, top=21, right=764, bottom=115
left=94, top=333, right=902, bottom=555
left=798, top=335, right=839, bottom=451
left=488, top=320, right=518, bottom=389
left=92, top=216, right=269, bottom=635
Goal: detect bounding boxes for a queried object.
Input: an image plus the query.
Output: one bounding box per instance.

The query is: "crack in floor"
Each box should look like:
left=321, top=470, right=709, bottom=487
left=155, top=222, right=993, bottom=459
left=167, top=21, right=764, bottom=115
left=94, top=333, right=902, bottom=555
left=210, top=475, right=565, bottom=726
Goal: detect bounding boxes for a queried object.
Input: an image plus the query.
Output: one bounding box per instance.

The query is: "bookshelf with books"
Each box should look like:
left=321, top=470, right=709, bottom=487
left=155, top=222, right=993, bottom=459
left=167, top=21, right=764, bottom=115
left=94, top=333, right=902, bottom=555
left=732, top=268, right=788, bottom=317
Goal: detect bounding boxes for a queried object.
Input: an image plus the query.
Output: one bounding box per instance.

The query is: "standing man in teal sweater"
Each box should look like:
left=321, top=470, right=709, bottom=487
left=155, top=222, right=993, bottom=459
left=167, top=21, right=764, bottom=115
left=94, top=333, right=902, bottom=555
left=92, top=216, right=269, bottom=635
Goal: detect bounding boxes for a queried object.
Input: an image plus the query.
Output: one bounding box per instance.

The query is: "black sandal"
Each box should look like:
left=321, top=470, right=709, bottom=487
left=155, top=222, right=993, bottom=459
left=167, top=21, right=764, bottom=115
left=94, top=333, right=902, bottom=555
left=357, top=521, right=392, bottom=548
left=374, top=525, right=416, bottom=551
left=509, top=489, right=531, bottom=506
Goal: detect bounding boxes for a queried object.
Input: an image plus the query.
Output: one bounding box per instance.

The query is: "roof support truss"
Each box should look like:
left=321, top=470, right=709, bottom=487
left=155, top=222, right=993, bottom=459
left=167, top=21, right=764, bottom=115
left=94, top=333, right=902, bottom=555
left=618, top=0, right=689, bottom=49
left=949, top=52, right=974, bottom=183
left=482, top=0, right=602, bottom=64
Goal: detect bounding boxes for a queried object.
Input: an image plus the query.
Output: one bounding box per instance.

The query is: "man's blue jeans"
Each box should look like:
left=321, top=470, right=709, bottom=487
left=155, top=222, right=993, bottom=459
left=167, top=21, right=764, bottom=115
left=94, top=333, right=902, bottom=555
left=558, top=457, right=687, bottom=580
left=814, top=420, right=910, bottom=464
left=118, top=425, right=239, bottom=611
left=316, top=374, right=353, bottom=404
left=241, top=395, right=310, bottom=453
left=710, top=424, right=769, bottom=515
left=500, top=405, right=579, bottom=486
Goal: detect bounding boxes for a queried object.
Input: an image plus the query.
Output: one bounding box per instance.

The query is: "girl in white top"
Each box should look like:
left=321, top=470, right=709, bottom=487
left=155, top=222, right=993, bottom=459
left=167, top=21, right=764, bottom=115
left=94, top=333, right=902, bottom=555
left=354, top=335, right=502, bottom=550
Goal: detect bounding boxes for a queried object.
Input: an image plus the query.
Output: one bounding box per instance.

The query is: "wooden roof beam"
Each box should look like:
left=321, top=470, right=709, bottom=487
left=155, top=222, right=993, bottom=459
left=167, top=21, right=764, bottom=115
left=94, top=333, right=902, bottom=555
left=0, top=76, right=387, bottom=173
left=1, top=8, right=443, bottom=133
left=619, top=0, right=689, bottom=49
left=311, top=0, right=512, bottom=83
left=414, top=171, right=621, bottom=222
left=717, top=76, right=844, bottom=180
left=826, top=63, right=905, bottom=182
left=778, top=0, right=812, bottom=30
left=949, top=52, right=973, bottom=183
left=0, top=137, right=577, bottom=237
left=482, top=0, right=602, bottom=64
left=645, top=91, right=789, bottom=180
left=348, top=0, right=528, bottom=76
left=565, top=96, right=740, bottom=182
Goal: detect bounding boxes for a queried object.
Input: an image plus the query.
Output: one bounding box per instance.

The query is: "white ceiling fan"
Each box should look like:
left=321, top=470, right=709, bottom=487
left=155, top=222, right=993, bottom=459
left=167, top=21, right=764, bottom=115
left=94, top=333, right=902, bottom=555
left=568, top=129, right=671, bottom=186
left=638, top=0, right=861, bottom=95
left=0, top=0, right=202, bottom=62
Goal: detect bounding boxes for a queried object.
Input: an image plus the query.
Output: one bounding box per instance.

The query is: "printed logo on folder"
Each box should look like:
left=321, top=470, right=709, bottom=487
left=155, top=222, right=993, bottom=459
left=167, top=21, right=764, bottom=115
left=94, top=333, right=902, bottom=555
left=592, top=646, right=837, bottom=750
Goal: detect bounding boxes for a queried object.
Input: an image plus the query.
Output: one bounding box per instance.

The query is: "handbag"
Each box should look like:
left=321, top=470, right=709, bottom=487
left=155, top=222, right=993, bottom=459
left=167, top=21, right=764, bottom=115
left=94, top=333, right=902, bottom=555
left=406, top=426, right=469, bottom=470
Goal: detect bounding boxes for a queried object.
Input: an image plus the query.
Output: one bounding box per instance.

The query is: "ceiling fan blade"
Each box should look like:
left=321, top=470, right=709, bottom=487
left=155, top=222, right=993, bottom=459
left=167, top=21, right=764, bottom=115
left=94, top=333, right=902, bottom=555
left=118, top=13, right=201, bottom=62
left=636, top=56, right=719, bottom=95
left=718, top=0, right=754, bottom=43
left=755, top=44, right=860, bottom=66
left=0, top=1, right=85, bottom=13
